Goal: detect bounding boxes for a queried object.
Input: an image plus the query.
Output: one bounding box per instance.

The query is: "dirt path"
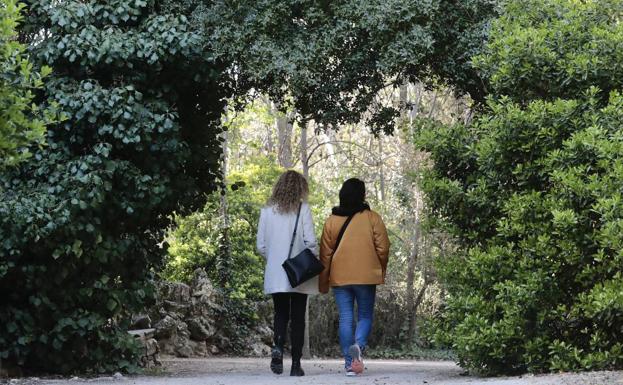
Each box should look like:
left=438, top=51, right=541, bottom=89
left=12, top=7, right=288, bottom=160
left=9, top=358, right=623, bottom=385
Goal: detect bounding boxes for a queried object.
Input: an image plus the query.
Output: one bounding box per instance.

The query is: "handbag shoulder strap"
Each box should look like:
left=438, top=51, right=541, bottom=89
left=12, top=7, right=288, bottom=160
left=334, top=214, right=354, bottom=252
left=286, top=202, right=303, bottom=259
left=327, top=212, right=355, bottom=276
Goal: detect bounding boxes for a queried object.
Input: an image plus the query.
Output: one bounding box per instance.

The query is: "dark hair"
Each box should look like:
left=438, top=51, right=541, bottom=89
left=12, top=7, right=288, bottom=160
left=332, top=178, right=370, bottom=216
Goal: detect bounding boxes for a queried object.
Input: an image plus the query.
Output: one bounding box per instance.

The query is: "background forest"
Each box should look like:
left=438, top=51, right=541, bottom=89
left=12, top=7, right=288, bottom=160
left=1, top=0, right=622, bottom=378
left=161, top=86, right=454, bottom=360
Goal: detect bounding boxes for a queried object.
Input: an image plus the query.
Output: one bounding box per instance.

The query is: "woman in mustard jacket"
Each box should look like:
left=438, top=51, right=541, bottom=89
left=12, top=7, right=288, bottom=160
left=319, top=178, right=390, bottom=376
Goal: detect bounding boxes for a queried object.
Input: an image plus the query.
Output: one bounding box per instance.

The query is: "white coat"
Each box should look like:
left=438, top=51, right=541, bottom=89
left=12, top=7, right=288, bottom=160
left=256, top=202, right=319, bottom=295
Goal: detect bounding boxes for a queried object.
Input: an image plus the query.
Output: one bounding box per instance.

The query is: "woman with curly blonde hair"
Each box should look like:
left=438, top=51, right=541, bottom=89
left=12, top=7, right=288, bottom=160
left=256, top=170, right=318, bottom=377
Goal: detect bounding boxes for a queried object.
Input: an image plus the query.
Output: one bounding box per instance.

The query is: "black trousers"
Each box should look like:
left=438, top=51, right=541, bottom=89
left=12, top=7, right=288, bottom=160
left=272, top=292, right=308, bottom=361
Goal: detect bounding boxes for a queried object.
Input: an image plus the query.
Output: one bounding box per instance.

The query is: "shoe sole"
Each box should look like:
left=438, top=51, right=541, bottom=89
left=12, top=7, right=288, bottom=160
left=270, top=350, right=283, bottom=374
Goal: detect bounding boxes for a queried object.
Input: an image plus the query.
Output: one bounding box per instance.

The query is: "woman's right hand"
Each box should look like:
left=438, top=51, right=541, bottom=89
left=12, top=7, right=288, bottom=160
left=319, top=281, right=329, bottom=294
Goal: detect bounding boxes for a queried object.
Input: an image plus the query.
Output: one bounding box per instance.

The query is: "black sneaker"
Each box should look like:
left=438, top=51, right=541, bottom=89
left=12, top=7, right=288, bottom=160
left=270, top=346, right=283, bottom=374
left=290, top=360, right=305, bottom=376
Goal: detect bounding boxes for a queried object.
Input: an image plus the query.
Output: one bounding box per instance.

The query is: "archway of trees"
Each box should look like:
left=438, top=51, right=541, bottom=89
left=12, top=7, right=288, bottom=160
left=1, top=0, right=622, bottom=377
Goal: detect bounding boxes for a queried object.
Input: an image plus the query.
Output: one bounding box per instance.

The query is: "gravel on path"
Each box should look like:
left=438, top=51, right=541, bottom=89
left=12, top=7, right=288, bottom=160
left=4, top=357, right=623, bottom=385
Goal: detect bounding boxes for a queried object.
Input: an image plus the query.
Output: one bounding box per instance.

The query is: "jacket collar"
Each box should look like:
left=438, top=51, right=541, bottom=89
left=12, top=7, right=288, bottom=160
left=331, top=203, right=370, bottom=217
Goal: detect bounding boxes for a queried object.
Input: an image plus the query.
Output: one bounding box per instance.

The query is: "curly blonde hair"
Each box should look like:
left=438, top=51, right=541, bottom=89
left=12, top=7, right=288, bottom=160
left=268, top=170, right=309, bottom=214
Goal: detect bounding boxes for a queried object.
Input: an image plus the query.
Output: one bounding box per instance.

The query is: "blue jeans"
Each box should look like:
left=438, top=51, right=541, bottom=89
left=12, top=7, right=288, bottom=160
left=333, top=284, right=377, bottom=368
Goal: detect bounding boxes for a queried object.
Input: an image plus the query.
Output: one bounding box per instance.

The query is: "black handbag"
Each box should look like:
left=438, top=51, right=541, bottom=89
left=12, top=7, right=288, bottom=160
left=282, top=203, right=325, bottom=288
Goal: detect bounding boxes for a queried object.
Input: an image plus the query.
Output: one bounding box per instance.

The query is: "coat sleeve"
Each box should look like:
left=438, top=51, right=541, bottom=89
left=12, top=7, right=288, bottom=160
left=372, top=212, right=390, bottom=276
left=318, top=218, right=334, bottom=294
left=256, top=208, right=267, bottom=258
left=301, top=203, right=318, bottom=256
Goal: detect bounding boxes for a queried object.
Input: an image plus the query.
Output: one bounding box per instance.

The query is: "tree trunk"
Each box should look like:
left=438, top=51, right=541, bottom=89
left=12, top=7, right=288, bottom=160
left=400, top=81, right=421, bottom=343
left=405, top=196, right=421, bottom=343
left=266, top=123, right=274, bottom=154
left=326, top=127, right=340, bottom=172
left=273, top=102, right=294, bottom=168
left=410, top=273, right=429, bottom=341
left=409, top=83, right=422, bottom=123
left=399, top=82, right=408, bottom=114
left=428, top=91, right=438, bottom=119
left=218, top=127, right=231, bottom=287
left=300, top=119, right=309, bottom=178
left=260, top=96, right=275, bottom=153
left=378, top=137, right=385, bottom=203
left=410, top=235, right=431, bottom=340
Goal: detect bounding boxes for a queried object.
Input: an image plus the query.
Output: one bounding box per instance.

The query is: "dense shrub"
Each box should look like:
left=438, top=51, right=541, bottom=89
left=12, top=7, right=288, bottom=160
left=163, top=157, right=282, bottom=302
left=0, top=0, right=228, bottom=374
left=474, top=0, right=623, bottom=104
left=0, top=0, right=58, bottom=168
left=418, top=0, right=623, bottom=375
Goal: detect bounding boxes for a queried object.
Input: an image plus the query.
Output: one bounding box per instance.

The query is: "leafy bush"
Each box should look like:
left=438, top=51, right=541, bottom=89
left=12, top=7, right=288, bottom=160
left=473, top=0, right=623, bottom=104
left=0, top=0, right=58, bottom=168
left=418, top=0, right=623, bottom=375
left=0, top=1, right=228, bottom=374
left=367, top=345, right=455, bottom=361
left=163, top=157, right=283, bottom=302
left=162, top=157, right=285, bottom=349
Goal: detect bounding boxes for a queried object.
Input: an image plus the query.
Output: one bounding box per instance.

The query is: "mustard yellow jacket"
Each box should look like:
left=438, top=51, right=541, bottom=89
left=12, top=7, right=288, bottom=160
left=319, top=209, right=390, bottom=293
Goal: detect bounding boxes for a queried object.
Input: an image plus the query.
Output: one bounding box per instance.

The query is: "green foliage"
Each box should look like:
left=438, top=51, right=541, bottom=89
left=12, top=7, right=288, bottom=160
left=474, top=0, right=623, bottom=103
left=161, top=157, right=280, bottom=350
left=163, top=157, right=282, bottom=302
left=207, top=0, right=498, bottom=133
left=368, top=346, right=455, bottom=361
left=0, top=0, right=58, bottom=168
left=424, top=91, right=623, bottom=376
left=0, top=0, right=228, bottom=374
left=418, top=0, right=623, bottom=375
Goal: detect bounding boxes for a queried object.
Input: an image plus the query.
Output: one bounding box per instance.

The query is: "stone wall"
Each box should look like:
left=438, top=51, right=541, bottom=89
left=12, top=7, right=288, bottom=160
left=137, top=269, right=272, bottom=358
left=128, top=329, right=160, bottom=367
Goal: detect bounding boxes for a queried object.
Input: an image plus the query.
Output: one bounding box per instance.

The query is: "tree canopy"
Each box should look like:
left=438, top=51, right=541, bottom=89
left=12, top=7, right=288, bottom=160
left=8, top=0, right=620, bottom=377
left=206, top=0, right=497, bottom=133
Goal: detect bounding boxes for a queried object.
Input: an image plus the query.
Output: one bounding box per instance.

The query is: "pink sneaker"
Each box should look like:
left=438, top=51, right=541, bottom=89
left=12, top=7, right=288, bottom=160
left=349, top=344, right=364, bottom=374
